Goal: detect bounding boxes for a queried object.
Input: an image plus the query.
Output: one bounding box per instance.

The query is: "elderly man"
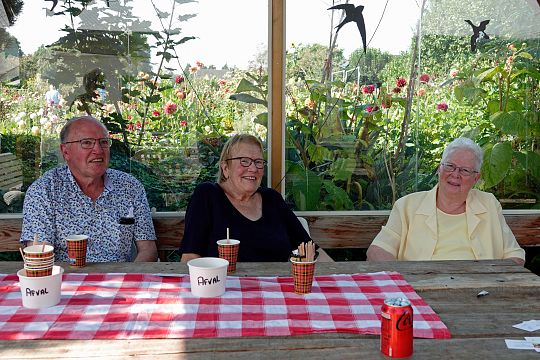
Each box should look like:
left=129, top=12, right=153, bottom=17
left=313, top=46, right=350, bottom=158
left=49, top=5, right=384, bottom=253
left=21, top=116, right=158, bottom=262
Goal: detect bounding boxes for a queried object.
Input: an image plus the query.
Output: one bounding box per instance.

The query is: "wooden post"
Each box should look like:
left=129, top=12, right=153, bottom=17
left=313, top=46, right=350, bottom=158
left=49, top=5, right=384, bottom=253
left=269, top=0, right=285, bottom=193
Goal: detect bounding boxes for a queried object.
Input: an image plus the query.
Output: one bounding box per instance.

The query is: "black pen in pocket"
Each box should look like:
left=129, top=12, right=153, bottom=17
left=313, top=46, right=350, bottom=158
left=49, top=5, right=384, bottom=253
left=119, top=206, right=135, bottom=225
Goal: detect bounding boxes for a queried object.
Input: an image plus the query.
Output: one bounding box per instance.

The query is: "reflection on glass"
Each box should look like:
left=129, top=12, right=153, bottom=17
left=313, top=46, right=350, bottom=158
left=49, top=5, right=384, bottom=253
left=285, top=0, right=539, bottom=211
left=0, top=0, right=267, bottom=213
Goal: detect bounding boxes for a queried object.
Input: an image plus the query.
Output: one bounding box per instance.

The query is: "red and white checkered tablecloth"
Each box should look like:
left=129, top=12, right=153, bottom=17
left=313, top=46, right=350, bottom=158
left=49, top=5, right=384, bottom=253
left=0, top=271, right=451, bottom=340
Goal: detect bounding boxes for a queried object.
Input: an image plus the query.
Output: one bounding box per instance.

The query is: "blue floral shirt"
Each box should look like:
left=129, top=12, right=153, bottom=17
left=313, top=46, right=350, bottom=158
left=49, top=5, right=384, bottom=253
left=21, top=165, right=156, bottom=262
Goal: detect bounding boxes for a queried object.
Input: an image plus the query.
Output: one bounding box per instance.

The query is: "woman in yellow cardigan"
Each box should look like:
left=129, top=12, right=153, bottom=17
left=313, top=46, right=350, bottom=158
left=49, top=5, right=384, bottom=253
left=367, top=137, right=525, bottom=265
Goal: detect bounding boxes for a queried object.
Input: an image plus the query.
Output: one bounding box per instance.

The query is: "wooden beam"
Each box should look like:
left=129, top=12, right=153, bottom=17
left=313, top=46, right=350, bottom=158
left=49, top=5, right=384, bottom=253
left=269, top=0, right=285, bottom=192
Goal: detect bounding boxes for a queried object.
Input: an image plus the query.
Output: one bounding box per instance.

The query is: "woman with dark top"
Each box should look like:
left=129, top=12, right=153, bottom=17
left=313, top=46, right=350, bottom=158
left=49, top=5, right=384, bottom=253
left=180, top=134, right=329, bottom=262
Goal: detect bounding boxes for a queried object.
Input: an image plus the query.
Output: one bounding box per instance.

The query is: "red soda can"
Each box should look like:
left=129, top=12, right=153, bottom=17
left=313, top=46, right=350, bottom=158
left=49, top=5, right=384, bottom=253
left=380, top=297, right=413, bottom=358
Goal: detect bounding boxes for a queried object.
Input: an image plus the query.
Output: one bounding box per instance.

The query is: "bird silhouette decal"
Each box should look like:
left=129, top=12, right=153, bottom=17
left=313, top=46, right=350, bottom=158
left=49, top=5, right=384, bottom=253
left=44, top=0, right=58, bottom=12
left=328, top=4, right=367, bottom=53
left=465, top=19, right=490, bottom=52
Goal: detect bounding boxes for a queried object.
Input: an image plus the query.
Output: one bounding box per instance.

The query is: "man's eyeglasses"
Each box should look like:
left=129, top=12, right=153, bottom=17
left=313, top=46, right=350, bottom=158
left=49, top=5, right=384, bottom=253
left=63, top=138, right=111, bottom=149
left=440, top=163, right=478, bottom=177
left=226, top=157, right=267, bottom=169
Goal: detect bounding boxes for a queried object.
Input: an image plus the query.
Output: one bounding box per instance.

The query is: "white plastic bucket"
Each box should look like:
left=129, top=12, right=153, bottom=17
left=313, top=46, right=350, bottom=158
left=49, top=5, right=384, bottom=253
left=187, top=257, right=228, bottom=297
left=17, top=265, right=64, bottom=309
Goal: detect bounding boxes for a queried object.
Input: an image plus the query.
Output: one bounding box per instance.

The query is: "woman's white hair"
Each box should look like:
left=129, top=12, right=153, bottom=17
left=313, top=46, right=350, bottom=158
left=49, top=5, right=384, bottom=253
left=441, top=137, right=484, bottom=171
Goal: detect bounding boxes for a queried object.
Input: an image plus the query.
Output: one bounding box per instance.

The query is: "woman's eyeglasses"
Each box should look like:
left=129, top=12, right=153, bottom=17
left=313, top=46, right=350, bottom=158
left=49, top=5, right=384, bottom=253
left=226, top=157, right=267, bottom=169
left=63, top=138, right=111, bottom=149
left=440, top=163, right=478, bottom=177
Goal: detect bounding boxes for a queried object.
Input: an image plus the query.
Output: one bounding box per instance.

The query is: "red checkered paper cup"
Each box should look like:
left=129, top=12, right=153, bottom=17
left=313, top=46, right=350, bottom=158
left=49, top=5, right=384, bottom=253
left=217, top=239, right=240, bottom=273
left=66, top=235, right=88, bottom=268
left=291, top=259, right=316, bottom=294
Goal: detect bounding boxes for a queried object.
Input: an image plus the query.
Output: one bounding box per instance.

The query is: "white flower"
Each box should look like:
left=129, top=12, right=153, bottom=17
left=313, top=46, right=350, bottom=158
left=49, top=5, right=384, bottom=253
left=204, top=125, right=211, bottom=133
left=38, top=108, right=44, bottom=116
left=39, top=117, right=49, bottom=125
left=30, top=113, right=37, bottom=120
left=31, top=126, right=40, bottom=136
left=17, top=120, right=25, bottom=128
left=51, top=115, right=59, bottom=122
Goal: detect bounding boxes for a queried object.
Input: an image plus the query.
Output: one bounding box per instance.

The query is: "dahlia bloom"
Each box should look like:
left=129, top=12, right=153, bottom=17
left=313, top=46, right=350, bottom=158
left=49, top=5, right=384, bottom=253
left=396, top=77, right=407, bottom=88
left=180, top=120, right=188, bottom=127
left=392, top=87, right=402, bottom=94
left=362, top=84, right=376, bottom=94
left=175, top=75, right=184, bottom=84
left=164, top=101, right=177, bottom=115
left=437, top=102, right=448, bottom=111
left=419, top=73, right=430, bottom=83
left=152, top=111, right=161, bottom=117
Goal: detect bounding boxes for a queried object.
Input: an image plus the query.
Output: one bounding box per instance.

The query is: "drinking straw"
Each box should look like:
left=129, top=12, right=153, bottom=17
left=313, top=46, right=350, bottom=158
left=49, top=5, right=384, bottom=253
left=19, top=248, right=25, bottom=263
left=33, top=234, right=38, bottom=246
left=226, top=227, right=230, bottom=244
left=41, top=241, right=46, bottom=252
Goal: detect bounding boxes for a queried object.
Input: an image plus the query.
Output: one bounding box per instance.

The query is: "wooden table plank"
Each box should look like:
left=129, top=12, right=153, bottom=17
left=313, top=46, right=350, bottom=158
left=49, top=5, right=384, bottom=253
left=0, top=338, right=537, bottom=359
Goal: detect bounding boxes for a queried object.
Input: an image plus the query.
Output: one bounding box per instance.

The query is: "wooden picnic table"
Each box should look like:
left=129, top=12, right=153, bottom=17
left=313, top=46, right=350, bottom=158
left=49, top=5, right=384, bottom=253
left=0, top=260, right=538, bottom=359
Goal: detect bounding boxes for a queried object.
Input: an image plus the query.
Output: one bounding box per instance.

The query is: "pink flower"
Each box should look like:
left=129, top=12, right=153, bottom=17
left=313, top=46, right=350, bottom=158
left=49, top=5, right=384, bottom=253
left=180, top=120, right=188, bottom=127
left=218, top=79, right=226, bottom=86
left=365, top=105, right=379, bottom=113
left=417, top=88, right=427, bottom=97
left=392, top=87, right=402, bottom=94
left=152, top=110, right=161, bottom=117
left=175, top=75, right=184, bottom=84
left=126, top=123, right=134, bottom=131
left=362, top=84, right=376, bottom=94
left=419, top=73, right=430, bottom=83
left=437, top=102, right=448, bottom=111
left=196, top=61, right=204, bottom=68
left=450, top=69, right=459, bottom=78
left=164, top=101, right=177, bottom=115
left=136, top=121, right=142, bottom=129
left=396, top=77, right=407, bottom=88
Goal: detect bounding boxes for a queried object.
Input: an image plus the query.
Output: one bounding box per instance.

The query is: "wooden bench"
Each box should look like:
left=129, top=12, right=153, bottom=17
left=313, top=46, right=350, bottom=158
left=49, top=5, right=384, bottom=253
left=1, top=212, right=539, bottom=261
left=0, top=153, right=23, bottom=192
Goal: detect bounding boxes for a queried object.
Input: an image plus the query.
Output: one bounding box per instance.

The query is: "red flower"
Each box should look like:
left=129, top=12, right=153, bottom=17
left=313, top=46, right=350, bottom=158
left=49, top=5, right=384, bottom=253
left=196, top=61, right=204, bottom=68
left=396, top=77, right=407, bottom=88
left=164, top=101, right=177, bottom=115
left=127, top=115, right=133, bottom=120
left=218, top=79, right=226, bottom=86
left=365, top=105, right=379, bottom=113
left=419, top=73, right=430, bottom=83
left=392, top=87, right=402, bottom=94
left=136, top=121, right=142, bottom=129
left=437, top=102, right=448, bottom=111
left=126, top=123, right=134, bottom=131
left=180, top=120, right=188, bottom=127
left=362, top=84, right=375, bottom=94
left=152, top=110, right=161, bottom=117
left=175, top=75, right=184, bottom=84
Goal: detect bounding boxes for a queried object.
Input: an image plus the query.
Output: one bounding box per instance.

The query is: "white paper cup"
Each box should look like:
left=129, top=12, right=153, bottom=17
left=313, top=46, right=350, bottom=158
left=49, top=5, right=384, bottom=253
left=17, top=265, right=64, bottom=309
left=187, top=257, right=228, bottom=297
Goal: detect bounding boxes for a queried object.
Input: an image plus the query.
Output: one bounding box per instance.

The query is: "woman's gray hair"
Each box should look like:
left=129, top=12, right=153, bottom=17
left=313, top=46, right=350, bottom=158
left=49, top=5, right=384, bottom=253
left=217, top=134, right=264, bottom=183
left=441, top=137, right=484, bottom=170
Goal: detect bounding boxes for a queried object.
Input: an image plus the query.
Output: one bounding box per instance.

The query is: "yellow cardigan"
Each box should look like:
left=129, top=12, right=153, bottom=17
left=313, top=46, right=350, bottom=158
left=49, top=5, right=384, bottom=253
left=371, top=186, right=525, bottom=261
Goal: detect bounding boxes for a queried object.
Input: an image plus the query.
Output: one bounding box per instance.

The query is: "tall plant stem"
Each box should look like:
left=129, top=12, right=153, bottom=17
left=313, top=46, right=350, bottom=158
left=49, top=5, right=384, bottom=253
left=137, top=1, right=176, bottom=146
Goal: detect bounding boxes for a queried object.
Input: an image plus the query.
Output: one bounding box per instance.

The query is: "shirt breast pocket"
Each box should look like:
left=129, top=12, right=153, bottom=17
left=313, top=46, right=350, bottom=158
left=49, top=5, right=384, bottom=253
left=116, top=223, right=136, bottom=261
